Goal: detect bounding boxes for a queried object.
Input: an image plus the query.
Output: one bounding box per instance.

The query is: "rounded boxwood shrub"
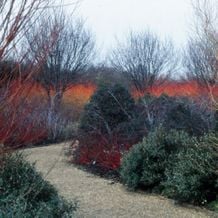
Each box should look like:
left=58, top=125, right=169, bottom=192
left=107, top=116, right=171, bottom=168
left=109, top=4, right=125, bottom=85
left=163, top=145, right=218, bottom=205
left=0, top=153, right=77, bottom=217
left=120, top=128, right=196, bottom=190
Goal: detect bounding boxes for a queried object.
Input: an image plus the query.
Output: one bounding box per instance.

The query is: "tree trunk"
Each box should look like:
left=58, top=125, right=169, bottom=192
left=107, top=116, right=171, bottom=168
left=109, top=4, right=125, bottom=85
left=47, top=89, right=64, bottom=140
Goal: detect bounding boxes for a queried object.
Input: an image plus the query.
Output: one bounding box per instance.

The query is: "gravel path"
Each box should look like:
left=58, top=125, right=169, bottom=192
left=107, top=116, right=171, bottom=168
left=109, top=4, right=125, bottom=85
left=25, top=143, right=217, bottom=218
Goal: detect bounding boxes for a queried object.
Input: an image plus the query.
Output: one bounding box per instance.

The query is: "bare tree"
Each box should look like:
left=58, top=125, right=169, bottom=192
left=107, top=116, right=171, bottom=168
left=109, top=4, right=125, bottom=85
left=185, top=37, right=218, bottom=86
left=25, top=11, right=95, bottom=113
left=0, top=0, right=82, bottom=149
left=0, top=1, right=55, bottom=101
left=184, top=0, right=218, bottom=101
left=111, top=31, right=177, bottom=95
left=0, top=0, right=52, bottom=59
left=0, top=0, right=57, bottom=151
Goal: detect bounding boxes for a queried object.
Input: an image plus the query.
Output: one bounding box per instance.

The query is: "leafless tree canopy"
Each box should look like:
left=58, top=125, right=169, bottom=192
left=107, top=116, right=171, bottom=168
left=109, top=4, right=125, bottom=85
left=111, top=31, right=177, bottom=94
left=0, top=0, right=58, bottom=109
left=184, top=0, right=218, bottom=91
left=24, top=10, right=95, bottom=114
left=185, top=37, right=218, bottom=86
left=0, top=0, right=53, bottom=60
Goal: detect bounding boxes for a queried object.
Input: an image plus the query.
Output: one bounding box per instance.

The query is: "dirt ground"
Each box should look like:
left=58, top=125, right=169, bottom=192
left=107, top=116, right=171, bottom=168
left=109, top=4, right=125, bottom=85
left=24, top=143, right=217, bottom=218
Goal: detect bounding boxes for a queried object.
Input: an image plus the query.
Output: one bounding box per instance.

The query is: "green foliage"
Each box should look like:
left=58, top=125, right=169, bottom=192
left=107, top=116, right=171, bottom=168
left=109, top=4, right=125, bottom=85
left=115, top=118, right=147, bottom=145
left=163, top=146, right=218, bottom=205
left=138, top=94, right=215, bottom=136
left=121, top=127, right=218, bottom=206
left=120, top=142, right=144, bottom=189
left=208, top=200, right=218, bottom=213
left=164, top=98, right=210, bottom=136
left=75, top=83, right=147, bottom=170
left=0, top=153, right=77, bottom=217
left=201, top=133, right=218, bottom=160
left=120, top=128, right=195, bottom=190
left=80, top=83, right=135, bottom=134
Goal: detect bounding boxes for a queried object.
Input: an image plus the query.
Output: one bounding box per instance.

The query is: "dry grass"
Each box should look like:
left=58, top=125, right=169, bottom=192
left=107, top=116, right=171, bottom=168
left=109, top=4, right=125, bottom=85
left=24, top=143, right=217, bottom=218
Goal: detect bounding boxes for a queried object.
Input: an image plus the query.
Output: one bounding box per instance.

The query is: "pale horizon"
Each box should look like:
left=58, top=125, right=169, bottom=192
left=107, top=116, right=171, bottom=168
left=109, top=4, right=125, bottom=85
left=65, top=0, right=194, bottom=58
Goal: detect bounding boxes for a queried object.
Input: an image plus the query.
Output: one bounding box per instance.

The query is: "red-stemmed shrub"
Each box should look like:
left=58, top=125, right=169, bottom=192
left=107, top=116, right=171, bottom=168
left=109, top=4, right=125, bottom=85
left=0, top=90, right=48, bottom=148
left=74, top=134, right=132, bottom=170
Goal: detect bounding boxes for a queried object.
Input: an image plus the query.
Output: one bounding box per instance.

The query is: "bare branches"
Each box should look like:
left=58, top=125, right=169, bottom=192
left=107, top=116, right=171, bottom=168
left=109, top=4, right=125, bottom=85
left=0, top=0, right=69, bottom=149
left=24, top=10, right=95, bottom=115
left=0, top=0, right=60, bottom=108
left=111, top=31, right=177, bottom=94
left=185, top=37, right=218, bottom=86
left=26, top=11, right=95, bottom=89
left=192, top=0, right=218, bottom=42
left=185, top=0, right=218, bottom=104
left=0, top=0, right=53, bottom=60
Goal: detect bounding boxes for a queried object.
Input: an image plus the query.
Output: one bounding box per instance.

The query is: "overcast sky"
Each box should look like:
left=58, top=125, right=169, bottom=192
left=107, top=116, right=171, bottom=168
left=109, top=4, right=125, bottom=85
left=64, top=0, right=194, bottom=57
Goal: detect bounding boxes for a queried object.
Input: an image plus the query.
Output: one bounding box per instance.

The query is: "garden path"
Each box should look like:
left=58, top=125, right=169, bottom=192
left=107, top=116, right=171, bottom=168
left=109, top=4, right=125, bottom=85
left=25, top=143, right=217, bottom=218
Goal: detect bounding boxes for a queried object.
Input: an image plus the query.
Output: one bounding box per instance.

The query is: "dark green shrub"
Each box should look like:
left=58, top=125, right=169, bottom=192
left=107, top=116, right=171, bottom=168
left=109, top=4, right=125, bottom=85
left=75, top=83, right=146, bottom=170
left=119, top=141, right=144, bottom=189
left=163, top=146, right=218, bottom=205
left=208, top=200, right=218, bottom=213
left=115, top=118, right=147, bottom=146
left=0, top=153, right=77, bottom=217
left=164, top=97, right=213, bottom=136
left=201, top=133, right=218, bottom=160
left=80, top=83, right=135, bottom=134
left=120, top=128, right=196, bottom=190
left=121, top=128, right=218, bottom=206
left=138, top=94, right=215, bottom=136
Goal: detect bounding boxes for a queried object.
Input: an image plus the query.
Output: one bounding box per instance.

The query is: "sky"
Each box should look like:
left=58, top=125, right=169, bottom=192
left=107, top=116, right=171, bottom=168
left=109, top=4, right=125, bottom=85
left=63, top=0, right=194, bottom=57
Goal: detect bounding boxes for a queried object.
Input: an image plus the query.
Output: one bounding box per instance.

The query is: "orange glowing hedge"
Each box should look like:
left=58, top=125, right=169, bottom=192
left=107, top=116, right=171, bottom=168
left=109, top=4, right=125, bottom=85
left=17, top=80, right=218, bottom=109
left=1, top=79, right=217, bottom=149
